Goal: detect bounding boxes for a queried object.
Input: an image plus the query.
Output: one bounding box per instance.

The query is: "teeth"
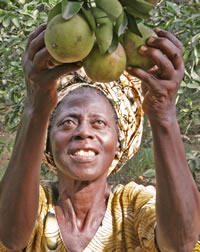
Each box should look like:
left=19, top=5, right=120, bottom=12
left=73, top=150, right=95, bottom=157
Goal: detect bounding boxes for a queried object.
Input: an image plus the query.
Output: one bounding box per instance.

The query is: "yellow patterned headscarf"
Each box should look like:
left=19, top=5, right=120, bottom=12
left=43, top=68, right=143, bottom=176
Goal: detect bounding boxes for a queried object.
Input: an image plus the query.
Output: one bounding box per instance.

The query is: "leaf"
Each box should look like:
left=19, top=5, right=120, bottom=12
left=47, top=2, right=62, bottom=23
left=191, top=33, right=200, bottom=44
left=194, top=47, right=199, bottom=66
left=134, top=0, right=155, bottom=14
left=3, top=16, right=10, bottom=27
left=11, top=17, right=20, bottom=27
left=33, top=10, right=39, bottom=20
left=166, top=1, right=181, bottom=15
left=81, top=7, right=96, bottom=31
left=126, top=14, right=142, bottom=37
left=143, top=168, right=155, bottom=178
left=96, top=22, right=113, bottom=54
left=108, top=33, right=119, bottom=53
left=91, top=7, right=110, bottom=25
left=125, top=6, right=150, bottom=19
left=115, top=10, right=128, bottom=37
left=191, top=70, right=200, bottom=82
left=0, top=16, right=4, bottom=23
left=62, top=0, right=83, bottom=20
left=187, top=82, right=200, bottom=89
left=96, top=0, right=123, bottom=21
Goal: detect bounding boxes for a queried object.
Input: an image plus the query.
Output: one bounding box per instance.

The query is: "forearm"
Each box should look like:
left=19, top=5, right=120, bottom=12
left=151, top=118, right=200, bottom=251
left=0, top=105, right=50, bottom=249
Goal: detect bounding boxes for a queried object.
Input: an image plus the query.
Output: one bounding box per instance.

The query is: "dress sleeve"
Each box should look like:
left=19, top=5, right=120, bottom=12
left=128, top=182, right=200, bottom=251
left=126, top=182, right=159, bottom=251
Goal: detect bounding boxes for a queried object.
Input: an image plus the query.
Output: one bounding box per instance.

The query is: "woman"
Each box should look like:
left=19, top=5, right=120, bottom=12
left=0, top=23, right=200, bottom=251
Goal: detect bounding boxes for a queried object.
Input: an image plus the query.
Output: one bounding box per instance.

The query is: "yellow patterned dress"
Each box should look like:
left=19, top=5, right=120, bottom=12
left=0, top=181, right=200, bottom=251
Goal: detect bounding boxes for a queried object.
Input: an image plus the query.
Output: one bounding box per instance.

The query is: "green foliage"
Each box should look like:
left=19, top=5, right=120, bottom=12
left=0, top=0, right=58, bottom=131
left=0, top=139, right=12, bottom=154
left=0, top=0, right=199, bottom=181
left=187, top=150, right=200, bottom=179
left=148, top=0, right=200, bottom=137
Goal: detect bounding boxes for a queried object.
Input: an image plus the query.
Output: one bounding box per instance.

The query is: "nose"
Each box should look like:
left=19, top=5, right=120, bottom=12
left=73, top=121, right=94, bottom=140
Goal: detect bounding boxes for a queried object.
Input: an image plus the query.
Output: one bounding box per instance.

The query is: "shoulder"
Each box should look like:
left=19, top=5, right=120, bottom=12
left=112, top=181, right=156, bottom=206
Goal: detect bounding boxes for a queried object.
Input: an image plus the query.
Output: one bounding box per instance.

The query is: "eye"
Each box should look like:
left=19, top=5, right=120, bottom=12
left=92, top=119, right=106, bottom=128
left=62, top=119, right=76, bottom=129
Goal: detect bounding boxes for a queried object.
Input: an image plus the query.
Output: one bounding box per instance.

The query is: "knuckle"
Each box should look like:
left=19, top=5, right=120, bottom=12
left=156, top=37, right=168, bottom=47
left=178, top=41, right=183, bottom=54
left=28, top=31, right=36, bottom=43
left=149, top=47, right=160, bottom=58
left=143, top=73, right=154, bottom=84
left=29, top=38, right=36, bottom=52
left=157, top=29, right=168, bottom=37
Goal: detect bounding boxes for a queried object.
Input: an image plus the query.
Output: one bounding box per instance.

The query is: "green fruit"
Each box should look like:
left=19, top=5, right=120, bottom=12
left=122, top=23, right=157, bottom=70
left=83, top=43, right=126, bottom=82
left=45, top=14, right=95, bottom=63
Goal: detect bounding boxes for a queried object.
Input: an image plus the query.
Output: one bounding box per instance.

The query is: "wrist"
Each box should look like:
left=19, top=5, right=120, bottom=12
left=22, top=103, right=52, bottom=126
left=24, top=97, right=54, bottom=120
left=148, top=107, right=177, bottom=129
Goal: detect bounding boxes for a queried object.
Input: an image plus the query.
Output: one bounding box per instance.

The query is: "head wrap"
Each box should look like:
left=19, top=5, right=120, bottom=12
left=43, top=68, right=143, bottom=176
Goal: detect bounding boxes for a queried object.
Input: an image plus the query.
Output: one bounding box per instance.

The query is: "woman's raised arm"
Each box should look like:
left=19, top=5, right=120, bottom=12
left=128, top=28, right=200, bottom=251
left=0, top=24, right=81, bottom=250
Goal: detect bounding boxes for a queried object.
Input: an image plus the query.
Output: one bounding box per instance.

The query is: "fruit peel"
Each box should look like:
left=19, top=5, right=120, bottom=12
left=45, top=14, right=95, bottom=63
left=122, top=23, right=157, bottom=70
left=83, top=43, right=127, bottom=82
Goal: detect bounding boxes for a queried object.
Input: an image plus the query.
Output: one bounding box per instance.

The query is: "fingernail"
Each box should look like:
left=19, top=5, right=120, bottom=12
left=154, top=27, right=161, bottom=33
left=147, top=37, right=156, bottom=44
left=127, top=66, right=133, bottom=71
left=139, top=46, right=148, bottom=52
left=47, top=61, right=56, bottom=69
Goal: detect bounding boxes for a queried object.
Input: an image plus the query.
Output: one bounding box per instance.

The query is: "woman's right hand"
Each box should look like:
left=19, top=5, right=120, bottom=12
left=22, top=23, right=82, bottom=114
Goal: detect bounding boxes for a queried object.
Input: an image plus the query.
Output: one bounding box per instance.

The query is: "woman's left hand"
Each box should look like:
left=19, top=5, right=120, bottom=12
left=127, top=28, right=184, bottom=125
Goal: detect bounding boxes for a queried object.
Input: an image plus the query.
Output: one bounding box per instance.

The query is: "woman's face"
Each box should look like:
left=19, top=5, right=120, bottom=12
left=50, top=89, right=120, bottom=181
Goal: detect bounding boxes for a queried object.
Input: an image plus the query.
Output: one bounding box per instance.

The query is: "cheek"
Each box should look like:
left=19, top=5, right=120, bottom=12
left=102, top=132, right=119, bottom=156
left=50, top=131, right=69, bottom=156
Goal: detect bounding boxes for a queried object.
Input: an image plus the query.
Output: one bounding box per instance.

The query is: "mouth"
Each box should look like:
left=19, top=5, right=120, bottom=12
left=69, top=148, right=98, bottom=162
left=73, top=149, right=96, bottom=157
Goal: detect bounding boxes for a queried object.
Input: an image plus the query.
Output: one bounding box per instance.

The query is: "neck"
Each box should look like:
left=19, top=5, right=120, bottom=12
left=56, top=172, right=111, bottom=231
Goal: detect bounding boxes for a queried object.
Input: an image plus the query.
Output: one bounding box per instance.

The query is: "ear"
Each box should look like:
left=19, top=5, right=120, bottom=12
left=115, top=140, right=121, bottom=157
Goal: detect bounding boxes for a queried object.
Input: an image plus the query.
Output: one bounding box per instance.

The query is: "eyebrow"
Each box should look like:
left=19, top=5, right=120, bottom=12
left=57, top=111, right=108, bottom=122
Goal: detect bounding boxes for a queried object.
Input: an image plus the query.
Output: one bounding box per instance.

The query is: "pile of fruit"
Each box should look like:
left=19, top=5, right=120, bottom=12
left=45, top=0, right=157, bottom=82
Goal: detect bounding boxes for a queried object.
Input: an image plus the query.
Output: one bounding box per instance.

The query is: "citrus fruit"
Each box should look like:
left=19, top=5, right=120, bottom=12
left=83, top=43, right=126, bottom=82
left=122, top=23, right=157, bottom=70
left=45, top=14, right=95, bottom=63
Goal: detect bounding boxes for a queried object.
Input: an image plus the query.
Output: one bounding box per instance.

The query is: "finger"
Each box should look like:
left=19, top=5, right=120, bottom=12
left=154, top=28, right=183, bottom=54
left=26, top=23, right=46, bottom=51
left=33, top=47, right=52, bottom=70
left=29, top=30, right=46, bottom=60
left=128, top=67, right=173, bottom=98
left=48, top=63, right=82, bottom=81
left=147, top=36, right=183, bottom=70
left=127, top=67, right=157, bottom=89
left=139, top=46, right=174, bottom=79
left=147, top=65, right=159, bottom=75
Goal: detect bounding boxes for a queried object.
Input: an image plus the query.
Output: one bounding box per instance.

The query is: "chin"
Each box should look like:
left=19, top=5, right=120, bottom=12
left=58, top=165, right=109, bottom=182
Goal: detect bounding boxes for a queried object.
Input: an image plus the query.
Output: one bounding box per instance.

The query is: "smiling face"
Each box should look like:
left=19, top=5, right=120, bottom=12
left=50, top=87, right=120, bottom=181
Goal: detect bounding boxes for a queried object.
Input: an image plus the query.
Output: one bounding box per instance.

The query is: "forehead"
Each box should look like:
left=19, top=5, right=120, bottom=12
left=56, top=88, right=115, bottom=117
